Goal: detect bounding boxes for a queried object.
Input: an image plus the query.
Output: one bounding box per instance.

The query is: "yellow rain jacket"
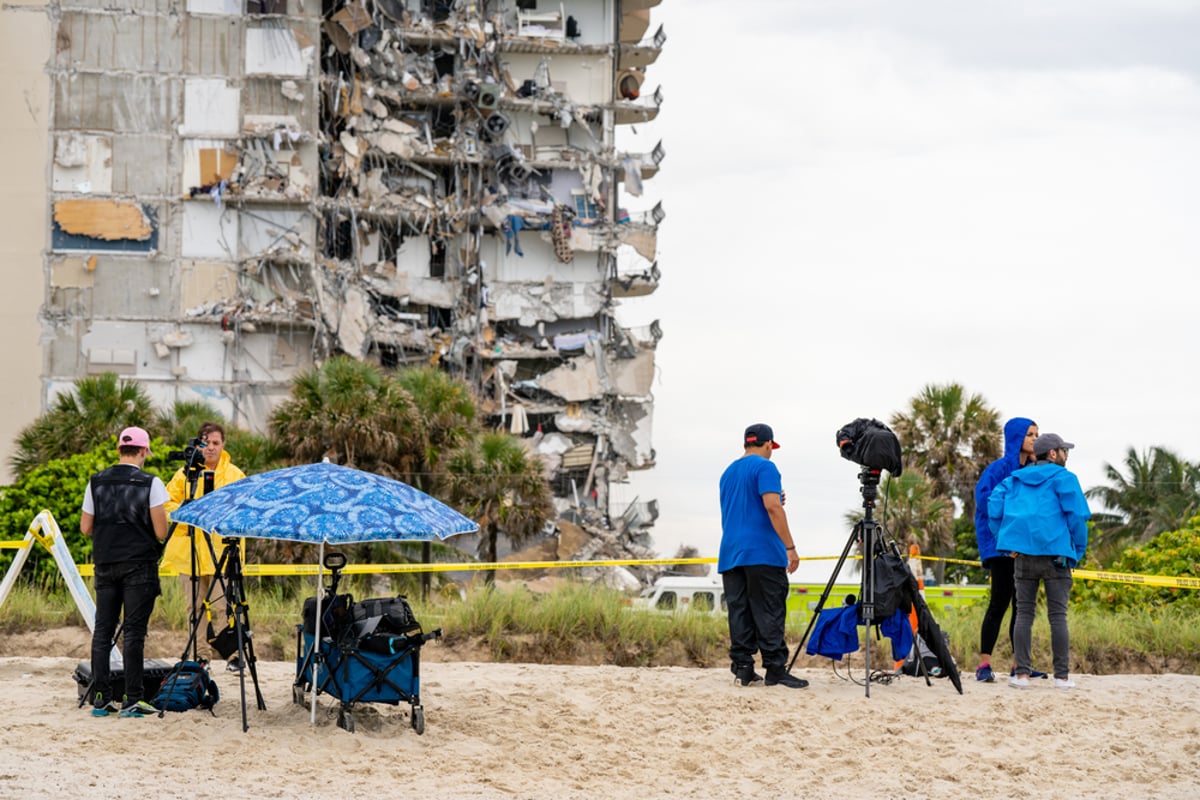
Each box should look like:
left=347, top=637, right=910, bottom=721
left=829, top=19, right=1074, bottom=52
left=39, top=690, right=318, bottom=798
left=161, top=449, right=247, bottom=575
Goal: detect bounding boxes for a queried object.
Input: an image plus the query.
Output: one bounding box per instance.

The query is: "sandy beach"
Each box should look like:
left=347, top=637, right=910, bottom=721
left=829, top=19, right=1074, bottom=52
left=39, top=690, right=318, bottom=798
left=1, top=636, right=1198, bottom=800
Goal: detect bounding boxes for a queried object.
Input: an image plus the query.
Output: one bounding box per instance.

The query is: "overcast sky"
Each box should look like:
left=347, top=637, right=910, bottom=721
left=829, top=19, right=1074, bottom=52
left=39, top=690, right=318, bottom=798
left=613, top=0, right=1200, bottom=581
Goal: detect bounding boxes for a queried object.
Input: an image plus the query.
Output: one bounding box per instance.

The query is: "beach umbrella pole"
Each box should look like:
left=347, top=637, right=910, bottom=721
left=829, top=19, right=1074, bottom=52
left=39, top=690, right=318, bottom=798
left=311, top=540, right=324, bottom=725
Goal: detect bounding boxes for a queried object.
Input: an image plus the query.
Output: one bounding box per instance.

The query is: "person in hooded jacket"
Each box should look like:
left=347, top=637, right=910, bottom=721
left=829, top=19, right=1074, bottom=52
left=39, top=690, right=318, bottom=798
left=162, top=421, right=247, bottom=673
left=972, top=417, right=1039, bottom=683
left=989, top=433, right=1090, bottom=690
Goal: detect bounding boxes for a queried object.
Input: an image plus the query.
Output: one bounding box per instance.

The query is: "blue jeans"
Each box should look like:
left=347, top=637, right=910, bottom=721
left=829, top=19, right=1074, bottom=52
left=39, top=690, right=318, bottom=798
left=91, top=561, right=160, bottom=706
left=723, top=565, right=789, bottom=671
left=1013, top=555, right=1073, bottom=680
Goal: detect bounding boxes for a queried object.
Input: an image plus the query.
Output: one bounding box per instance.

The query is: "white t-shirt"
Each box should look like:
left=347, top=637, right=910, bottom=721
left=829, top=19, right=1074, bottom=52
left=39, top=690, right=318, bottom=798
left=82, top=466, right=169, bottom=514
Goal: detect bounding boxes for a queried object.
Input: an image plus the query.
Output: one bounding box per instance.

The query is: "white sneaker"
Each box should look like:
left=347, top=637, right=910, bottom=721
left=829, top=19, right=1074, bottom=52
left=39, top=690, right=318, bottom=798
left=1008, top=675, right=1031, bottom=689
left=1055, top=678, right=1077, bottom=690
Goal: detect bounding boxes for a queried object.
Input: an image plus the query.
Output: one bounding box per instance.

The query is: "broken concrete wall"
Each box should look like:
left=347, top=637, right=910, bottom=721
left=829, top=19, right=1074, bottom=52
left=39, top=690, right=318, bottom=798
left=27, top=0, right=667, bottom=541
left=535, top=348, right=655, bottom=402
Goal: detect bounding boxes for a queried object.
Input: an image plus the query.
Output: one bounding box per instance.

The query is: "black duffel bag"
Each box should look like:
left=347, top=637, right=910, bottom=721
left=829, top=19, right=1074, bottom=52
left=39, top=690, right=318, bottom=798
left=350, top=595, right=420, bottom=640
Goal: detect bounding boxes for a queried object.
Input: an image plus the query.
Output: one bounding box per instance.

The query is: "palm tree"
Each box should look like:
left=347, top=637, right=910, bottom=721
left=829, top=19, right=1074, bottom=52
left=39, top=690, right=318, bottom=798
left=269, top=356, right=425, bottom=480
left=10, top=372, right=156, bottom=477
left=1086, top=446, right=1200, bottom=562
left=843, top=469, right=954, bottom=579
left=393, top=365, right=478, bottom=494
left=153, top=399, right=224, bottom=451
left=889, top=383, right=1000, bottom=519
left=393, top=365, right=480, bottom=598
left=444, top=431, right=553, bottom=584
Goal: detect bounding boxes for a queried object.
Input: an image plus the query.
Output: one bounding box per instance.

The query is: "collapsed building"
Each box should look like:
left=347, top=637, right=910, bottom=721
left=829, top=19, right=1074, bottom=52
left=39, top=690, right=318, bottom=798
left=38, top=0, right=666, bottom=566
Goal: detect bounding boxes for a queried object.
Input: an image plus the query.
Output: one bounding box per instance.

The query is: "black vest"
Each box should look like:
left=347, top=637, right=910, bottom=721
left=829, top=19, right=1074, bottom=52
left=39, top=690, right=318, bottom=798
left=90, top=465, right=159, bottom=565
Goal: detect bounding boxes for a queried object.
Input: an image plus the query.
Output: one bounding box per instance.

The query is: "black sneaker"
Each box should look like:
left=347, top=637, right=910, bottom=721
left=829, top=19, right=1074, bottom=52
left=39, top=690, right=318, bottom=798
left=1010, top=667, right=1049, bottom=679
left=733, top=665, right=763, bottom=687
left=227, top=656, right=244, bottom=674
left=764, top=668, right=809, bottom=689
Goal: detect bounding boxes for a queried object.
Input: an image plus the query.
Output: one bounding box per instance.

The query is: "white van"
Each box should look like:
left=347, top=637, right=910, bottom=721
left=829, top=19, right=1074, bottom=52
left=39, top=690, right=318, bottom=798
left=632, top=576, right=726, bottom=614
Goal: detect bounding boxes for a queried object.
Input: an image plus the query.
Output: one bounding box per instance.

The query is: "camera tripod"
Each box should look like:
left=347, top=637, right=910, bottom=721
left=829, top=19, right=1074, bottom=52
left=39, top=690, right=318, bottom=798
left=211, top=538, right=266, bottom=731
left=171, top=533, right=266, bottom=729
left=788, top=468, right=914, bottom=697
left=172, top=457, right=213, bottom=664
left=168, top=458, right=266, bottom=729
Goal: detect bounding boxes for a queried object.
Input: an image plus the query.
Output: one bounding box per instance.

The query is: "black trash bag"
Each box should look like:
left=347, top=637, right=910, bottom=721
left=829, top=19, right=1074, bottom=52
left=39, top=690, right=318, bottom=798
left=904, top=569, right=963, bottom=694
left=836, top=418, right=904, bottom=475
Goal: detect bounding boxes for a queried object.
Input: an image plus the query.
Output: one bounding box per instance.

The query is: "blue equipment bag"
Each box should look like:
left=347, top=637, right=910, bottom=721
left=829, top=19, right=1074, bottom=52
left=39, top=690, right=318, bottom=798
left=151, top=660, right=219, bottom=713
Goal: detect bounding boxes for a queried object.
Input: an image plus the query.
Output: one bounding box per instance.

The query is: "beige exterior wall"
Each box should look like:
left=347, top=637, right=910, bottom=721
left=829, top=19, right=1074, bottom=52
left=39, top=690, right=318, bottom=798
left=0, top=3, right=51, bottom=484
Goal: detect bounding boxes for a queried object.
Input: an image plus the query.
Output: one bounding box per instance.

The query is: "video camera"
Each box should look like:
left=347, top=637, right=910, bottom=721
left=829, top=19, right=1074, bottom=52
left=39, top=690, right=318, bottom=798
left=168, top=437, right=208, bottom=472
left=835, top=418, right=903, bottom=476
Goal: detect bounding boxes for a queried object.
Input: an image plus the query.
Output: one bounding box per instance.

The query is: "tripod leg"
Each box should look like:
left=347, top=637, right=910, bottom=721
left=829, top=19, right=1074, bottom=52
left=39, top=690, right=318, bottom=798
left=788, top=522, right=863, bottom=671
left=218, top=541, right=266, bottom=733
left=861, top=522, right=878, bottom=698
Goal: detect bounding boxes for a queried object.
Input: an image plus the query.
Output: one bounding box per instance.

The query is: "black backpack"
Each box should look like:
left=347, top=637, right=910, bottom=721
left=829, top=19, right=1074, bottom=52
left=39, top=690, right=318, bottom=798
left=151, top=661, right=219, bottom=713
left=862, top=551, right=914, bottom=624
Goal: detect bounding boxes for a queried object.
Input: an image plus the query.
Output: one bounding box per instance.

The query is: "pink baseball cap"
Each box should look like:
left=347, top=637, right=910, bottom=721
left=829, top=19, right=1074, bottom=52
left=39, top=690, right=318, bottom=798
left=118, top=426, right=152, bottom=455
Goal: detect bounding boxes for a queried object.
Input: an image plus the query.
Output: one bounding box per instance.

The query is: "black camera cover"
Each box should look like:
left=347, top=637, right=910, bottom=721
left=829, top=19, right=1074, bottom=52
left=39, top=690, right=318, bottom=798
left=836, top=418, right=903, bottom=475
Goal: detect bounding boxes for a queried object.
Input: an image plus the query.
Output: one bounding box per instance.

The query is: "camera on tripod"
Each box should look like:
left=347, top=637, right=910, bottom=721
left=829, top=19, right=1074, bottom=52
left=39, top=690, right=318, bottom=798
left=168, top=437, right=208, bottom=474
left=835, top=418, right=903, bottom=476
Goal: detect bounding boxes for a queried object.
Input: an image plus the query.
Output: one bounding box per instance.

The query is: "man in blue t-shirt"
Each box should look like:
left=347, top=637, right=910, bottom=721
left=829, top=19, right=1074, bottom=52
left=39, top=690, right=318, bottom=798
left=718, top=423, right=807, bottom=689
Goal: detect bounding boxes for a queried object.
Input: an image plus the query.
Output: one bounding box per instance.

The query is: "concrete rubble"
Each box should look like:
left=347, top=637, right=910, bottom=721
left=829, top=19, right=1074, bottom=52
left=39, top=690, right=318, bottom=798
left=38, top=0, right=667, bottom=571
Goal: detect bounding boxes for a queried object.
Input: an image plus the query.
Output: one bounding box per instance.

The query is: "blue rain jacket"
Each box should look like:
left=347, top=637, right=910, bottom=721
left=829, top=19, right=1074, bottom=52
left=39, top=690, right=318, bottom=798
left=974, top=417, right=1036, bottom=563
left=806, top=603, right=860, bottom=660
left=806, top=604, right=912, bottom=662
left=989, top=463, right=1091, bottom=567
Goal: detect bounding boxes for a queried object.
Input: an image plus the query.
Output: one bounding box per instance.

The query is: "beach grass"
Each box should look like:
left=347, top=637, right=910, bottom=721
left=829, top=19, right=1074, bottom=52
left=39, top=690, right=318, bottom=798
left=3, top=577, right=1197, bottom=673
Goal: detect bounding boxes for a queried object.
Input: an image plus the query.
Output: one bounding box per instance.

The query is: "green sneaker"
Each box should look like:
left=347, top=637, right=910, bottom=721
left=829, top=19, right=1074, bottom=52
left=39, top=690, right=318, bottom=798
left=118, top=700, right=158, bottom=718
left=91, top=698, right=120, bottom=717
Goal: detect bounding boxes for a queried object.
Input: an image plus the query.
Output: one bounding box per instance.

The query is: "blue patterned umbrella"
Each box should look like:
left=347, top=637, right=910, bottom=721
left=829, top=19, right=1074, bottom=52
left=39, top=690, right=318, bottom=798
left=170, top=462, right=477, bottom=724
left=169, top=461, right=477, bottom=544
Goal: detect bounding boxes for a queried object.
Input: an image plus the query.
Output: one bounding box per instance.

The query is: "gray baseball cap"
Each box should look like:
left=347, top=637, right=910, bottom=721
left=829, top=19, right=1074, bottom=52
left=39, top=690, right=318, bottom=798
left=1033, top=433, right=1075, bottom=458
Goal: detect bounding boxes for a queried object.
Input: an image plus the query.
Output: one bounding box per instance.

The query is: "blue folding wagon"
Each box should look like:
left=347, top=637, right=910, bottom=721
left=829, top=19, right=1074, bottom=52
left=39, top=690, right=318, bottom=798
left=292, top=553, right=440, bottom=733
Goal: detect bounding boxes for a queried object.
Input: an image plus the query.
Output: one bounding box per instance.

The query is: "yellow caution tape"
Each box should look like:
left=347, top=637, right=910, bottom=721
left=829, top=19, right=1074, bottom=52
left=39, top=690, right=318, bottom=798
left=910, top=554, right=1200, bottom=590
left=1071, top=569, right=1200, bottom=590
left=8, top=546, right=1195, bottom=589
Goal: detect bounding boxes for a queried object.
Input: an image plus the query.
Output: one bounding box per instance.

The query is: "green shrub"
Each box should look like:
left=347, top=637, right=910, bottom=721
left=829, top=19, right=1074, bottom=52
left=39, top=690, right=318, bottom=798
left=0, top=441, right=181, bottom=585
left=1073, top=517, right=1200, bottom=612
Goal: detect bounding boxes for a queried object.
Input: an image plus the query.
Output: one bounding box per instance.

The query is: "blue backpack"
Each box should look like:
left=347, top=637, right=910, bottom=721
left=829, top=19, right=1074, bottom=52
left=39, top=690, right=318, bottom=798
left=151, top=661, right=219, bottom=713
